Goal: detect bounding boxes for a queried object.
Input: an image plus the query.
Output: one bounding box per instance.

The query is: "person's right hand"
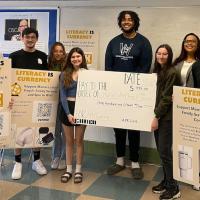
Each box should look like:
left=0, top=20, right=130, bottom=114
left=151, top=117, right=158, bottom=132
left=67, top=114, right=76, bottom=124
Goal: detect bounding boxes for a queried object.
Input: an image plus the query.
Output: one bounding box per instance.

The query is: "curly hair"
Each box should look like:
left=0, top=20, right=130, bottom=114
left=118, top=10, right=140, bottom=31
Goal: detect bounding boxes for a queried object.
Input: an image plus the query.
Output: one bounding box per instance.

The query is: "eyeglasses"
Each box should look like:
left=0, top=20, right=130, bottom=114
left=184, top=40, right=197, bottom=45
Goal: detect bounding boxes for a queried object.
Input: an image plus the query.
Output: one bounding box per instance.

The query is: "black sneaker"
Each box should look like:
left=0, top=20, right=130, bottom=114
left=159, top=187, right=181, bottom=200
left=152, top=180, right=166, bottom=194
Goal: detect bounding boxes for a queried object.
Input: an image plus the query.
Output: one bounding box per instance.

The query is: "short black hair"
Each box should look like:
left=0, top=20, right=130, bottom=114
left=22, top=27, right=39, bottom=38
left=118, top=10, right=140, bottom=31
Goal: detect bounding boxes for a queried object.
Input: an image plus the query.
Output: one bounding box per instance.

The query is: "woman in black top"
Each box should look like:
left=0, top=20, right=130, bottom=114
left=151, top=44, right=181, bottom=200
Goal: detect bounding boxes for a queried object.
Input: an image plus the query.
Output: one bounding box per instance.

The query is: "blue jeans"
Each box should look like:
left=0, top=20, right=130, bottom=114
left=52, top=102, right=66, bottom=160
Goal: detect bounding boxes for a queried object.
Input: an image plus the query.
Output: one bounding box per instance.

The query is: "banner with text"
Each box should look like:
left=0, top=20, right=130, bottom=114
left=74, top=70, right=156, bottom=132
left=173, top=86, right=200, bottom=188
left=10, top=69, right=60, bottom=148
left=60, top=27, right=99, bottom=69
left=0, top=59, right=11, bottom=148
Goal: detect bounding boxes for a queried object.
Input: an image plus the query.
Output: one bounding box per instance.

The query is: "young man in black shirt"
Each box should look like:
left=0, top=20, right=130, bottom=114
left=9, top=27, right=48, bottom=180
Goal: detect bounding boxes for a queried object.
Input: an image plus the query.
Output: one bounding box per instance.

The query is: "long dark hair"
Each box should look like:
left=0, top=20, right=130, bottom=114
left=48, top=42, right=67, bottom=70
left=63, top=47, right=87, bottom=88
left=173, top=33, right=200, bottom=66
left=153, top=44, right=173, bottom=79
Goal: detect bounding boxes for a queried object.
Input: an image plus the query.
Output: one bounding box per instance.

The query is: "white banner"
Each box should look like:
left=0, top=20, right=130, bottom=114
left=10, top=69, right=60, bottom=148
left=0, top=8, right=59, bottom=56
left=60, top=27, right=99, bottom=70
left=0, top=59, right=11, bottom=148
left=173, top=86, right=200, bottom=189
left=74, top=70, right=156, bottom=132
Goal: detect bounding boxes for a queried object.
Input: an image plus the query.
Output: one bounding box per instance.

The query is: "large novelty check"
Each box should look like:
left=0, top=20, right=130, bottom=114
left=74, top=70, right=156, bottom=132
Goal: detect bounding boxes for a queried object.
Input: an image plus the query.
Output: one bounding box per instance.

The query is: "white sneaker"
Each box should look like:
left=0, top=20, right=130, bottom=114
left=51, top=157, right=59, bottom=169
left=58, top=160, right=66, bottom=170
left=32, top=159, right=47, bottom=175
left=12, top=162, right=22, bottom=180
left=193, top=185, right=200, bottom=191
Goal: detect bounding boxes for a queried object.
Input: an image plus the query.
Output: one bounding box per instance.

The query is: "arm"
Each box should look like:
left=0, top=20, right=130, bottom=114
left=154, top=71, right=179, bottom=119
left=60, top=73, right=76, bottom=124
left=192, top=61, right=200, bottom=88
left=138, top=39, right=152, bottom=73
left=42, top=53, right=48, bottom=70
left=9, top=53, right=15, bottom=68
left=105, top=41, right=113, bottom=71
left=59, top=73, right=70, bottom=116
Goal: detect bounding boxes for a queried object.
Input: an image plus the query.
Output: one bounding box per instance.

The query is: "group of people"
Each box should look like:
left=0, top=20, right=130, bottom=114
left=5, top=10, right=200, bottom=200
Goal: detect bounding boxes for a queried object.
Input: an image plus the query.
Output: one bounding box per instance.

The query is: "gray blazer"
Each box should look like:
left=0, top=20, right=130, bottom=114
left=175, top=61, right=194, bottom=87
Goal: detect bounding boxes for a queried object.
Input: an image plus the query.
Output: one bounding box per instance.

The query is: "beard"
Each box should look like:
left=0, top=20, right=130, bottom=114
left=121, top=26, right=135, bottom=34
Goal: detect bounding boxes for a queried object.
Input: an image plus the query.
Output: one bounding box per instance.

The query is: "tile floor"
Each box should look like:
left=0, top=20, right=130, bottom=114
left=0, top=149, right=199, bottom=200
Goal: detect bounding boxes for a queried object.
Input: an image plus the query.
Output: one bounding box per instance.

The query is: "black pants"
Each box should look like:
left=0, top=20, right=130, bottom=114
left=154, top=119, right=178, bottom=189
left=114, top=128, right=140, bottom=162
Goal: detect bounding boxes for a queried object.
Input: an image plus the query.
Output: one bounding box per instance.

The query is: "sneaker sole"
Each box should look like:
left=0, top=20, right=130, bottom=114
left=173, top=192, right=181, bottom=200
left=160, top=192, right=181, bottom=200
left=192, top=185, right=200, bottom=191
left=58, top=167, right=67, bottom=170
left=32, top=169, right=47, bottom=175
left=152, top=189, right=166, bottom=194
left=12, top=176, right=22, bottom=180
left=107, top=166, right=125, bottom=175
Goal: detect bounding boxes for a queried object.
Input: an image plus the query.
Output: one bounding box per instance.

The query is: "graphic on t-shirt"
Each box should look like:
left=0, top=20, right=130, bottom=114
left=120, top=43, right=133, bottom=56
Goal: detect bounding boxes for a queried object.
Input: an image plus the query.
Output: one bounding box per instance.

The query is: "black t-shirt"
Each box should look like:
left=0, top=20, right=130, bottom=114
left=9, top=49, right=48, bottom=70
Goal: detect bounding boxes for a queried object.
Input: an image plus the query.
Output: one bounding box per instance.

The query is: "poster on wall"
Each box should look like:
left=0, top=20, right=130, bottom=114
left=74, top=70, right=156, bottom=132
left=10, top=69, right=60, bottom=148
left=60, top=27, right=99, bottom=69
left=0, top=59, right=11, bottom=148
left=173, top=86, right=200, bottom=189
left=0, top=8, right=59, bottom=56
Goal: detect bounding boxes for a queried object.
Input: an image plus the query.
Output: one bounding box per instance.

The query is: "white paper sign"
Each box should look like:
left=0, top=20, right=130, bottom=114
left=0, top=59, right=11, bottom=148
left=74, top=70, right=156, bottom=132
left=173, top=86, right=200, bottom=188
